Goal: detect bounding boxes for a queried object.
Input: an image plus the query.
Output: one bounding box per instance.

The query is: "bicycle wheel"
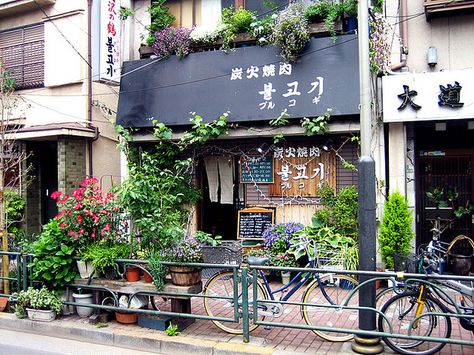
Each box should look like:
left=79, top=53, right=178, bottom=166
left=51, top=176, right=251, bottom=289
left=378, top=292, right=452, bottom=355
left=301, top=274, right=359, bottom=342
left=203, top=270, right=267, bottom=334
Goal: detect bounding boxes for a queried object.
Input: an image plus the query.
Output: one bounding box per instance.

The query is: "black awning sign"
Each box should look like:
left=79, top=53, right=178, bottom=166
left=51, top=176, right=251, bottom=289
left=117, top=35, right=360, bottom=128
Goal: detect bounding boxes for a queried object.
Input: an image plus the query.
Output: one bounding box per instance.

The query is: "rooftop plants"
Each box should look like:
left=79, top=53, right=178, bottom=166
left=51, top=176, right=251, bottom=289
left=152, top=26, right=192, bottom=59
left=270, top=1, right=310, bottom=62
left=146, top=0, right=176, bottom=46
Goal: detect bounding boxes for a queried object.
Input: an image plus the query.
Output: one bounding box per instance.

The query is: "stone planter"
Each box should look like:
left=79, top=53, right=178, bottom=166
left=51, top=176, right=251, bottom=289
left=72, top=292, right=94, bottom=317
left=26, top=308, right=56, bottom=322
left=169, top=266, right=201, bottom=286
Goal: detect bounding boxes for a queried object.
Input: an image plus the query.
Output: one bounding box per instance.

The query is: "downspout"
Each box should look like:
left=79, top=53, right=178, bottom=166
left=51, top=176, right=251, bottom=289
left=87, top=0, right=94, bottom=177
left=390, top=0, right=408, bottom=71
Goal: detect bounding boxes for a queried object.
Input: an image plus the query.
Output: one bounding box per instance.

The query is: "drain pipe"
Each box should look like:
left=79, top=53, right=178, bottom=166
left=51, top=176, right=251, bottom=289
left=390, top=0, right=408, bottom=71
left=87, top=0, right=94, bottom=177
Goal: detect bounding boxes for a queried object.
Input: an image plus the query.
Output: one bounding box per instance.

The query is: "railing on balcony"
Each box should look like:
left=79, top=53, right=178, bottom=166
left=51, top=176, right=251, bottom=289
left=424, top=0, right=474, bottom=20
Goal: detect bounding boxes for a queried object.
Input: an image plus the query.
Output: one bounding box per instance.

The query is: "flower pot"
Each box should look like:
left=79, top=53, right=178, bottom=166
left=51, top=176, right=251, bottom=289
left=168, top=266, right=201, bottom=286
left=281, top=271, right=291, bottom=285
left=0, top=297, right=8, bottom=312
left=115, top=311, right=138, bottom=324
left=143, top=270, right=153, bottom=283
left=26, top=308, right=56, bottom=322
left=72, top=292, right=94, bottom=317
left=125, top=266, right=141, bottom=282
left=76, top=260, right=94, bottom=279
left=104, top=266, right=119, bottom=280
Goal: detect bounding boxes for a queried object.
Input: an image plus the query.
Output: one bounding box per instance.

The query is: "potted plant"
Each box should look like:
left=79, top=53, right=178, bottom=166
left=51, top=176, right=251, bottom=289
left=161, top=233, right=203, bottom=286
left=13, top=286, right=63, bottom=321
left=378, top=192, right=415, bottom=271
left=269, top=251, right=298, bottom=284
left=81, top=242, right=130, bottom=279
left=270, top=2, right=310, bottom=62
left=72, top=289, right=94, bottom=317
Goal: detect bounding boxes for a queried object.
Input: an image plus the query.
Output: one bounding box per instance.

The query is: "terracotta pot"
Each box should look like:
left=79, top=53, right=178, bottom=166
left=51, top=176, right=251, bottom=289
left=0, top=297, right=8, bottom=312
left=143, top=270, right=153, bottom=283
left=168, top=266, right=201, bottom=286
left=115, top=311, right=138, bottom=324
left=125, top=266, right=141, bottom=282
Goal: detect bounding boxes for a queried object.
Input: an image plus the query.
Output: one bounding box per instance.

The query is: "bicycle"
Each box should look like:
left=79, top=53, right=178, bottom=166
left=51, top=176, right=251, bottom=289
left=203, top=235, right=359, bottom=341
left=377, top=221, right=474, bottom=355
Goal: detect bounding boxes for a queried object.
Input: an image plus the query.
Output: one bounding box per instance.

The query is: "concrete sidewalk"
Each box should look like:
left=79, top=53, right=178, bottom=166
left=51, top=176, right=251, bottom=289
left=0, top=313, right=356, bottom=355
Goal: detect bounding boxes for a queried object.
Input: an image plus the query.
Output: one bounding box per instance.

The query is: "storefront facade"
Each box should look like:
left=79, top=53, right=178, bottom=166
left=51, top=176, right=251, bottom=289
left=117, top=34, right=362, bottom=240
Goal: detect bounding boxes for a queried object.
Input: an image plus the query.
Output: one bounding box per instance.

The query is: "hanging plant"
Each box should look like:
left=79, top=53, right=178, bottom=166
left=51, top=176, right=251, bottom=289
left=270, top=2, right=310, bottom=62
left=152, top=27, right=192, bottom=59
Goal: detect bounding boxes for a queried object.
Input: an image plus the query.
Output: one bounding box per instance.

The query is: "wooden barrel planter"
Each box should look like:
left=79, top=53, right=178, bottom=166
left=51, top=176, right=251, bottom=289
left=168, top=266, right=201, bottom=286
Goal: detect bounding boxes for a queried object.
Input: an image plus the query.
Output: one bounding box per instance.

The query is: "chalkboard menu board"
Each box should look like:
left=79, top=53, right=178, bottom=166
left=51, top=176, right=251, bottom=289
left=237, top=207, right=275, bottom=240
left=240, top=156, right=274, bottom=183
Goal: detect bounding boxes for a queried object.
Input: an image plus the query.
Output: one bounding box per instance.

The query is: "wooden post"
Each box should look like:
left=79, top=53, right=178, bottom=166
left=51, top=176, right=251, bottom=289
left=1, top=230, right=9, bottom=295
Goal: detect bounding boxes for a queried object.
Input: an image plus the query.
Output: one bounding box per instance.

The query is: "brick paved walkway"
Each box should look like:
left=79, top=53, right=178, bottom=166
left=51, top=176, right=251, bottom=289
left=151, top=278, right=473, bottom=354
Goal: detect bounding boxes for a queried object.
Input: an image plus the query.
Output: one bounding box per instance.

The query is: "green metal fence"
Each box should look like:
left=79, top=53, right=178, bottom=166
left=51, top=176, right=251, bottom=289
left=2, top=252, right=473, bottom=348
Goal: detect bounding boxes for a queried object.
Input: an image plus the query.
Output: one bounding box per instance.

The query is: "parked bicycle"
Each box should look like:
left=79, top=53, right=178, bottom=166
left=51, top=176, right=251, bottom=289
left=203, top=234, right=359, bottom=341
left=377, top=218, right=474, bottom=355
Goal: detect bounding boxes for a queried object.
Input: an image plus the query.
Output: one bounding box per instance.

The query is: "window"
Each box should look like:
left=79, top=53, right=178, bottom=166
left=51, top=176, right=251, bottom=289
left=0, top=24, right=44, bottom=90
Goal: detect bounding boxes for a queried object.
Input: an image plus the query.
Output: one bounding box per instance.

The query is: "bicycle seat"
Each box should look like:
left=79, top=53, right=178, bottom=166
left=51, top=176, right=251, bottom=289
left=247, top=256, right=270, bottom=266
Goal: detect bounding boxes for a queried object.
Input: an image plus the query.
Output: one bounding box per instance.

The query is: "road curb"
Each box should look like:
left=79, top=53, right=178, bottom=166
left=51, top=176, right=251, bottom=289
left=0, top=313, right=277, bottom=354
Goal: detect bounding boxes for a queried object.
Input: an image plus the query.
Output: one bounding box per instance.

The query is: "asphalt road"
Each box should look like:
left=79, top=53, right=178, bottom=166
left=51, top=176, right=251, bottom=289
left=0, top=328, right=161, bottom=355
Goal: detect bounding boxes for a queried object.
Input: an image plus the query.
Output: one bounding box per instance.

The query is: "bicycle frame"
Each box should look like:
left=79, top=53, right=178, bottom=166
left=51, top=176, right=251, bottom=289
left=255, top=260, right=336, bottom=305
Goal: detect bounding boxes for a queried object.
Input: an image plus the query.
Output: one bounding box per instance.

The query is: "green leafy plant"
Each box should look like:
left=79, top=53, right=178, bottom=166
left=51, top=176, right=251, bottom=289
left=29, top=220, right=79, bottom=291
left=195, top=231, right=222, bottom=246
left=270, top=2, right=310, bottom=62
left=119, top=7, right=134, bottom=20
left=4, top=190, right=25, bottom=236
left=165, top=323, right=180, bottom=336
left=378, top=192, right=414, bottom=270
left=304, top=0, right=341, bottom=42
left=270, top=110, right=289, bottom=143
left=148, top=253, right=166, bottom=291
left=146, top=0, right=176, bottom=46
left=269, top=252, right=297, bottom=268
left=301, top=110, right=331, bottom=136
left=313, top=185, right=358, bottom=240
left=81, top=242, right=130, bottom=275
left=222, top=6, right=256, bottom=34
left=12, top=286, right=63, bottom=318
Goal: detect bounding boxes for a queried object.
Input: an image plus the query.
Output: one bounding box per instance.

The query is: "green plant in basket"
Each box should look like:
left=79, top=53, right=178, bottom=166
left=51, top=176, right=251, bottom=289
left=269, top=252, right=297, bottom=268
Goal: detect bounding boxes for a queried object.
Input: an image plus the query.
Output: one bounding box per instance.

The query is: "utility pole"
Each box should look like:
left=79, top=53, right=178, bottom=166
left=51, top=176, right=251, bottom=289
left=351, top=0, right=383, bottom=353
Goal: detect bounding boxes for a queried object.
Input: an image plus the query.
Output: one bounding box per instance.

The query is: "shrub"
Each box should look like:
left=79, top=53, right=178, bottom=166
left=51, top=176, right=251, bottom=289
left=29, top=220, right=79, bottom=291
left=221, top=6, right=256, bottom=34
left=146, top=0, right=176, bottom=46
left=378, top=192, right=415, bottom=269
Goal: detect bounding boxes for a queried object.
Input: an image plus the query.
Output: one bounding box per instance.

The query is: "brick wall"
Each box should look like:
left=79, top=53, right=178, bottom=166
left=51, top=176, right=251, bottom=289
left=58, top=137, right=87, bottom=194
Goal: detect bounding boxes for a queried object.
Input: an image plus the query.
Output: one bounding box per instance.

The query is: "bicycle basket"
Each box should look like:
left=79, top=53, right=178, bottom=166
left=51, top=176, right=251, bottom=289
left=314, top=243, right=344, bottom=270
left=446, top=235, right=474, bottom=276
left=201, top=241, right=242, bottom=278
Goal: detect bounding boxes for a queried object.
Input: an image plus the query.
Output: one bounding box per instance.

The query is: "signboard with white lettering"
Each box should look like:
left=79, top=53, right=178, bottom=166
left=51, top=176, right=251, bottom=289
left=117, top=35, right=359, bottom=127
left=240, top=156, right=274, bottom=183
left=237, top=207, right=274, bottom=240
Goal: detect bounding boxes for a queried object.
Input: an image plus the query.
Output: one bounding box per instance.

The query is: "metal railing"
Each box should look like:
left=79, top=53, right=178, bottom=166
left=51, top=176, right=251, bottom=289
left=2, top=253, right=473, bottom=349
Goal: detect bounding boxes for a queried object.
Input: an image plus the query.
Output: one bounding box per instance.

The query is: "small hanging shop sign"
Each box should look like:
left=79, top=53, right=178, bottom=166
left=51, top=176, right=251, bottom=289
left=240, top=156, right=274, bottom=183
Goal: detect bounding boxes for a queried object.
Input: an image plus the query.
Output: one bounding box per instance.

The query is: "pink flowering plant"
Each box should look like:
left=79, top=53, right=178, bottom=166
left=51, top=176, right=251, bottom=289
left=51, top=177, right=127, bottom=249
left=152, top=26, right=192, bottom=59
left=270, top=252, right=298, bottom=268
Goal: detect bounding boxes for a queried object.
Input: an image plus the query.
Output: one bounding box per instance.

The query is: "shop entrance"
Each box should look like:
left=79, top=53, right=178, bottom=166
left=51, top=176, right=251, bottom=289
left=415, top=123, right=474, bottom=257
left=199, top=156, right=240, bottom=240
